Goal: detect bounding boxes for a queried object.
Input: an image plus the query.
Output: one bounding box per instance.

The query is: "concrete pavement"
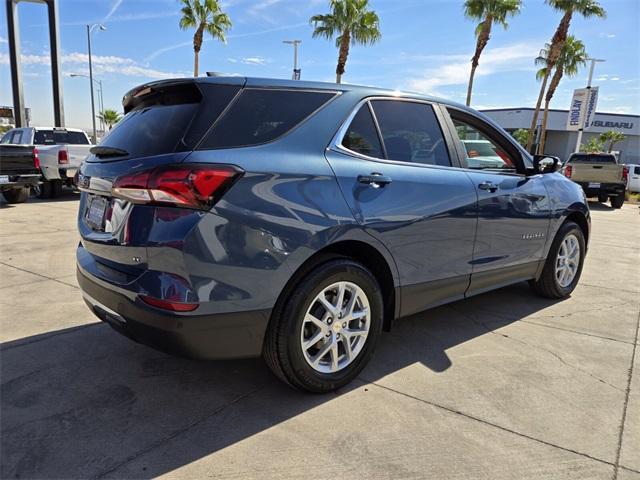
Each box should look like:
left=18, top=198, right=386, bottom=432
left=1, top=194, right=639, bottom=479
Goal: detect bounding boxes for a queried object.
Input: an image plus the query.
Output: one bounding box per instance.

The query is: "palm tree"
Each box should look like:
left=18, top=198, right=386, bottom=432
left=463, top=0, right=522, bottom=106
left=537, top=35, right=587, bottom=153
left=310, top=0, right=381, bottom=84
left=178, top=0, right=232, bottom=77
left=526, top=0, right=605, bottom=152
left=98, top=109, right=122, bottom=130
left=599, top=131, right=625, bottom=152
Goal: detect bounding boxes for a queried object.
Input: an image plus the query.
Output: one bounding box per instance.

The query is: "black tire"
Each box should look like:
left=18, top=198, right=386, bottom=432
left=530, top=221, right=585, bottom=299
left=51, top=179, right=64, bottom=198
left=598, top=193, right=608, bottom=203
left=264, top=258, right=383, bottom=393
left=2, top=187, right=30, bottom=204
left=34, top=180, right=53, bottom=199
left=610, top=194, right=624, bottom=209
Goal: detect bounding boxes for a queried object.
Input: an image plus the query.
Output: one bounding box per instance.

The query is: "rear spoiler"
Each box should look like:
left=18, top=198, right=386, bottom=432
left=122, top=77, right=246, bottom=114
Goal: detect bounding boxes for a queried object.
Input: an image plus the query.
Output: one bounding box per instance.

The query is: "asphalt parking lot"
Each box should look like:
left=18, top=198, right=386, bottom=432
left=1, top=193, right=639, bottom=480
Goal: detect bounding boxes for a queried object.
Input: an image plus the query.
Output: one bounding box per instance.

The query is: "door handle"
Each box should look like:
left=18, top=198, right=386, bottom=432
left=478, top=181, right=498, bottom=192
left=357, top=173, right=392, bottom=187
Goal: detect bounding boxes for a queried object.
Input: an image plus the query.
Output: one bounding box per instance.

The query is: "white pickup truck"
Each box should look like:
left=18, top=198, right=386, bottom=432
left=0, top=127, right=92, bottom=198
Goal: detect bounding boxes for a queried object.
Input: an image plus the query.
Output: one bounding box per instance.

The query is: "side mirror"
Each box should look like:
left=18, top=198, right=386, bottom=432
left=533, top=155, right=560, bottom=174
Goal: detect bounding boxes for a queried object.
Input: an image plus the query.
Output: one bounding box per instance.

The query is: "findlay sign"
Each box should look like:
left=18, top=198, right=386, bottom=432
left=566, top=87, right=599, bottom=132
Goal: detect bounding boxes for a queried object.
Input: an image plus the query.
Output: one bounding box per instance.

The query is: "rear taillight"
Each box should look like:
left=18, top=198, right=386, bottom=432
left=623, top=165, right=629, bottom=184
left=112, top=164, right=243, bottom=210
left=564, top=165, right=572, bottom=178
left=58, top=149, right=69, bottom=164
left=140, top=295, right=199, bottom=312
left=33, top=148, right=40, bottom=169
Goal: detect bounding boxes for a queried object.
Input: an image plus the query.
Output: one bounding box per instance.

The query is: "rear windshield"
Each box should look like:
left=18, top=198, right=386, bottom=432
left=34, top=130, right=89, bottom=145
left=96, top=83, right=240, bottom=160
left=569, top=154, right=616, bottom=163
left=199, top=88, right=336, bottom=149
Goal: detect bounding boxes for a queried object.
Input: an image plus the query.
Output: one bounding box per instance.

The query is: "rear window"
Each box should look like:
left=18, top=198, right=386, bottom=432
left=200, top=89, right=336, bottom=149
left=96, top=83, right=240, bottom=160
left=34, top=130, right=89, bottom=145
left=569, top=154, right=616, bottom=163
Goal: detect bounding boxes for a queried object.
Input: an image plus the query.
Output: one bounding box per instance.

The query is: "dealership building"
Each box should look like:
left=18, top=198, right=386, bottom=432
left=482, top=108, right=640, bottom=165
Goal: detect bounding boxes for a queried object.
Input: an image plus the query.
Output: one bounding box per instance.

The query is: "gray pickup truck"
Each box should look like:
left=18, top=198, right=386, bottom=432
left=0, top=144, right=42, bottom=203
left=562, top=152, right=627, bottom=209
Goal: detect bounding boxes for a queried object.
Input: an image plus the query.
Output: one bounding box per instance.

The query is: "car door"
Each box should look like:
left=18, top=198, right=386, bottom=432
left=325, top=98, right=478, bottom=317
left=442, top=107, right=552, bottom=296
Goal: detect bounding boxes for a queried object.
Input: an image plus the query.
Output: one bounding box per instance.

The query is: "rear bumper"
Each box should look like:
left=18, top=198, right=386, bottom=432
left=576, top=182, right=625, bottom=197
left=0, top=174, right=40, bottom=191
left=77, top=265, right=270, bottom=359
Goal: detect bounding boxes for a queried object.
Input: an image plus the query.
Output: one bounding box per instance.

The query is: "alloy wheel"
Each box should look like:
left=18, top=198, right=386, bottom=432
left=300, top=281, right=370, bottom=373
left=555, top=234, right=580, bottom=288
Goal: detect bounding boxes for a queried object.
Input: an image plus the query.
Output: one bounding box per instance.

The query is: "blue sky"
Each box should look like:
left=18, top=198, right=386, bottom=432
left=1, top=0, right=638, bottom=130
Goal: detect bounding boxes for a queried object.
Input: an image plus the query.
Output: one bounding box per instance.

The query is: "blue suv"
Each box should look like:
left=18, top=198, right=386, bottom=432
left=77, top=77, right=590, bottom=392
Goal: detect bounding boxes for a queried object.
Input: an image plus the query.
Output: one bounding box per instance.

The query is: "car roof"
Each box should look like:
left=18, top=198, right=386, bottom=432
left=29, top=127, right=87, bottom=133
left=123, top=75, right=472, bottom=112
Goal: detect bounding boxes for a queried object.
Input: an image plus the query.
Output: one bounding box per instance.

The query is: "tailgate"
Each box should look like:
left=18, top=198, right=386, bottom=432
left=0, top=145, right=39, bottom=175
left=571, top=163, right=622, bottom=183
left=66, top=145, right=92, bottom=167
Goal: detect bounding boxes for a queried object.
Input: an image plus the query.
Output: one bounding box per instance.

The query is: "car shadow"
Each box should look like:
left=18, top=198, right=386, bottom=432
left=0, top=282, right=566, bottom=479
left=587, top=200, right=615, bottom=212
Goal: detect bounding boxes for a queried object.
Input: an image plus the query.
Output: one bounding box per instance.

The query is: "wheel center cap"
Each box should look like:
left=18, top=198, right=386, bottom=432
left=332, top=322, right=342, bottom=333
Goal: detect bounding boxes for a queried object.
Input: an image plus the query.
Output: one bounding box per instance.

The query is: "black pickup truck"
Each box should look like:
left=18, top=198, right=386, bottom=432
left=0, top=144, right=42, bottom=203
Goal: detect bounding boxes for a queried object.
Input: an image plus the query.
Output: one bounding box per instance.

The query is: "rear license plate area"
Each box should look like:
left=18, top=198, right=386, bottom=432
left=0, top=175, right=9, bottom=184
left=588, top=182, right=601, bottom=188
left=85, top=195, right=109, bottom=230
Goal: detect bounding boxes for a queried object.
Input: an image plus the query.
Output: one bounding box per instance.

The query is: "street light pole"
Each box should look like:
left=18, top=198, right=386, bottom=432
left=86, top=23, right=106, bottom=143
left=283, top=40, right=302, bottom=80
left=574, top=57, right=605, bottom=153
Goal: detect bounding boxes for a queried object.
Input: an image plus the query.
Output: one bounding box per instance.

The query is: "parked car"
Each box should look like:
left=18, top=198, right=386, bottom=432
left=562, top=152, right=628, bottom=208
left=76, top=77, right=590, bottom=392
left=0, top=142, right=41, bottom=203
left=0, top=127, right=92, bottom=198
left=626, top=164, right=640, bottom=193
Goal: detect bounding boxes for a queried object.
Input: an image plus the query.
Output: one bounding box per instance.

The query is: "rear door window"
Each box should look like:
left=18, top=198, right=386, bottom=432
left=34, top=130, right=90, bottom=145
left=200, top=89, right=336, bottom=149
left=341, top=104, right=384, bottom=158
left=370, top=100, right=450, bottom=166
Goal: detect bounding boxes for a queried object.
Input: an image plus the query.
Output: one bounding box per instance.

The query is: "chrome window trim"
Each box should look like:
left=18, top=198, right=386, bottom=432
left=329, top=96, right=460, bottom=171
left=196, top=87, right=342, bottom=151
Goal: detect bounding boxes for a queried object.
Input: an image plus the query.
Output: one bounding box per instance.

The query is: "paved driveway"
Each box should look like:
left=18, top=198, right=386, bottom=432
left=1, top=195, right=639, bottom=479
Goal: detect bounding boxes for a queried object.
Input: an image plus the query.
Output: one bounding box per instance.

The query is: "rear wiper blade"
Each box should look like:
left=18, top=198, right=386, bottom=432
left=90, top=146, right=129, bottom=157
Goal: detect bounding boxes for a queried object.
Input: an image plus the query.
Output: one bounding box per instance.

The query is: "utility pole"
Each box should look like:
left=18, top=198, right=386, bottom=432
left=86, top=23, right=106, bottom=143
left=283, top=40, right=302, bottom=80
left=574, top=57, right=605, bottom=153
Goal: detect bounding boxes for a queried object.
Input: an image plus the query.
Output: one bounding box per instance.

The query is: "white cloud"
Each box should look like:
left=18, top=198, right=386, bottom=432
left=228, top=56, right=270, bottom=65
left=0, top=35, right=7, bottom=44
left=406, top=43, right=540, bottom=95
left=145, top=22, right=307, bottom=62
left=103, top=0, right=124, bottom=22
left=0, top=52, right=185, bottom=79
left=598, top=33, right=616, bottom=38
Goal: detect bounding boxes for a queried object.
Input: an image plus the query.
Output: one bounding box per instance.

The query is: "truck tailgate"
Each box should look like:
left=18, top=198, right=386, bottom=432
left=0, top=145, right=39, bottom=174
left=570, top=163, right=623, bottom=183
left=66, top=145, right=92, bottom=167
